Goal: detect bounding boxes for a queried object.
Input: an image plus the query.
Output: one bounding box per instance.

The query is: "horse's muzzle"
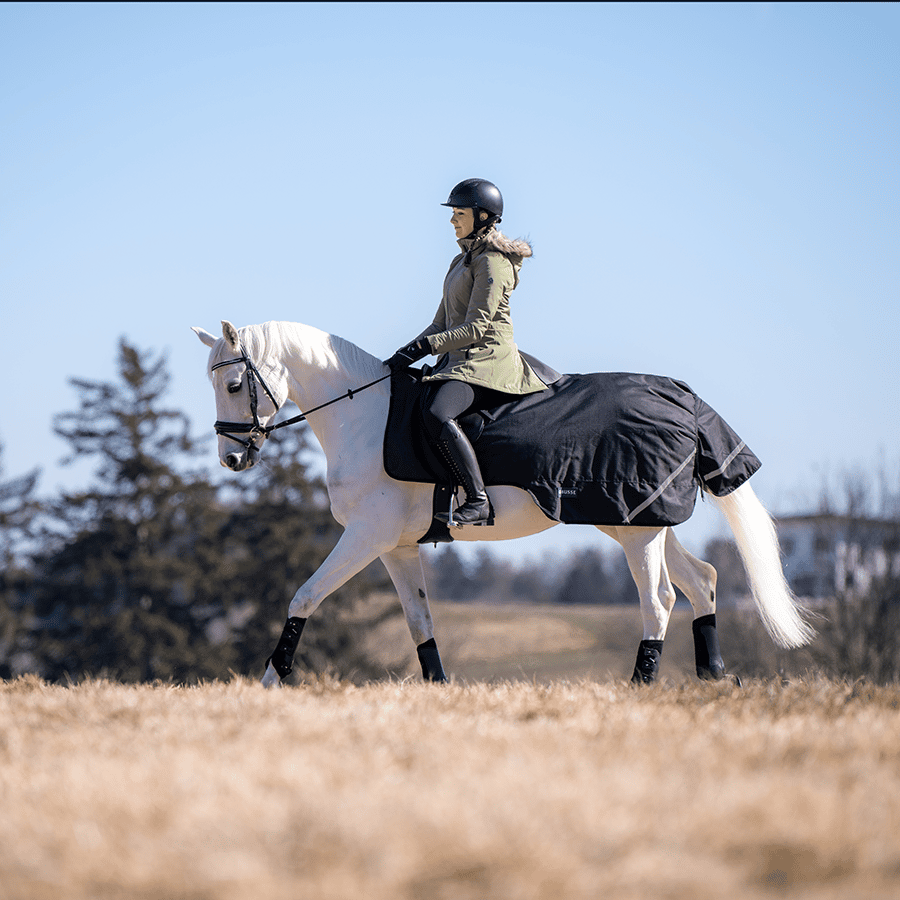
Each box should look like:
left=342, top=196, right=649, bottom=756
left=223, top=446, right=259, bottom=471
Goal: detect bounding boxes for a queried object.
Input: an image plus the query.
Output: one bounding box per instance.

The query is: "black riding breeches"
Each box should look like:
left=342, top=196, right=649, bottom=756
left=421, top=379, right=518, bottom=442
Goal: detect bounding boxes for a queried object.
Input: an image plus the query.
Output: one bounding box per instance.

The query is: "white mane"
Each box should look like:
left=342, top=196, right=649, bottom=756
left=223, top=321, right=385, bottom=383
left=326, top=331, right=387, bottom=381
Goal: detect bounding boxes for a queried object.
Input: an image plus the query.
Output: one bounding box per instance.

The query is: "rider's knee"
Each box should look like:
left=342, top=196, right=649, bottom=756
left=422, top=405, right=450, bottom=442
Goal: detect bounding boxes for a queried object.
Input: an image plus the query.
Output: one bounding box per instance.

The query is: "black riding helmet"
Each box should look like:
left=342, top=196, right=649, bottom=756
left=441, top=178, right=503, bottom=232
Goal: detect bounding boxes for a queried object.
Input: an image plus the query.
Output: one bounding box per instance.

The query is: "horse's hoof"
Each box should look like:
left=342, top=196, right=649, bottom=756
left=697, top=663, right=727, bottom=681
left=697, top=667, right=742, bottom=688
left=261, top=664, right=282, bottom=689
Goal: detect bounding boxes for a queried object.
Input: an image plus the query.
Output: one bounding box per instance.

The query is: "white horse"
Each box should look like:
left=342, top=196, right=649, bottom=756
left=193, top=319, right=813, bottom=686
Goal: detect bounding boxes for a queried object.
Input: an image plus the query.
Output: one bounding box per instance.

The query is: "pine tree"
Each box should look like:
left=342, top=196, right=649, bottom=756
left=28, top=340, right=390, bottom=683
left=0, top=443, right=40, bottom=567
left=0, top=445, right=41, bottom=677
left=33, top=340, right=219, bottom=681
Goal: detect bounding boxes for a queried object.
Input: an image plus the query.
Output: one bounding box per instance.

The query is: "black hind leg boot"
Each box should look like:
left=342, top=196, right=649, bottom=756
left=631, top=640, right=664, bottom=684
left=433, top=420, right=491, bottom=527
left=692, top=614, right=727, bottom=681
left=416, top=637, right=448, bottom=683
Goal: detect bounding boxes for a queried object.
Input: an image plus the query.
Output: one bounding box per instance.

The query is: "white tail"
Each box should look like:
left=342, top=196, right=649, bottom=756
left=709, top=483, right=815, bottom=648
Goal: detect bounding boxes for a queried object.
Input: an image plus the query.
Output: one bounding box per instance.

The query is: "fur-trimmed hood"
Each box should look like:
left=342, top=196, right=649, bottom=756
left=458, top=227, right=532, bottom=266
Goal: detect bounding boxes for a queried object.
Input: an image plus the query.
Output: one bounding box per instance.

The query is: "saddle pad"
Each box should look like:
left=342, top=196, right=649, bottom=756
left=383, top=369, right=760, bottom=527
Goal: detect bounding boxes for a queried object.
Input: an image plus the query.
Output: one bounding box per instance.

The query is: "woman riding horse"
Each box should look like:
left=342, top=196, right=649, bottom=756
left=385, top=178, right=549, bottom=526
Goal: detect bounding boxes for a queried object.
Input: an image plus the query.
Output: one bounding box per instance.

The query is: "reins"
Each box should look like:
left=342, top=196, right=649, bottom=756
left=212, top=344, right=390, bottom=450
left=257, top=375, right=393, bottom=436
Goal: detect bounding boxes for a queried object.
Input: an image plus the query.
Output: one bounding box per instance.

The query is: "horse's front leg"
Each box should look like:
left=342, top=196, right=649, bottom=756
left=379, top=544, right=447, bottom=682
left=262, top=524, right=398, bottom=688
left=604, top=526, right=675, bottom=684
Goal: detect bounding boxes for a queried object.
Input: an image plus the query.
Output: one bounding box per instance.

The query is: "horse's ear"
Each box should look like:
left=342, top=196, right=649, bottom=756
left=222, top=320, right=241, bottom=352
left=192, top=326, right=217, bottom=348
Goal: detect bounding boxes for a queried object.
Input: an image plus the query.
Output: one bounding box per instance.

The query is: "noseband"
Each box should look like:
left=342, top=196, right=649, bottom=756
left=211, top=344, right=391, bottom=452
left=212, top=346, right=282, bottom=451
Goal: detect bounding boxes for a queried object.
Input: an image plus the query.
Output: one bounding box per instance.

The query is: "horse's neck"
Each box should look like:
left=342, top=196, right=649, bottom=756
left=276, top=322, right=382, bottom=393
left=254, top=321, right=388, bottom=453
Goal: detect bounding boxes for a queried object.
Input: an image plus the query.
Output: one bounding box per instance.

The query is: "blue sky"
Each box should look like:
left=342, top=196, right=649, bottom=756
left=2, top=2, right=897, bottom=562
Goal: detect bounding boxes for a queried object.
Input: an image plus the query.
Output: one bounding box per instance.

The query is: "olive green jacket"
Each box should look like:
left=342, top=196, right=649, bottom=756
left=414, top=227, right=548, bottom=395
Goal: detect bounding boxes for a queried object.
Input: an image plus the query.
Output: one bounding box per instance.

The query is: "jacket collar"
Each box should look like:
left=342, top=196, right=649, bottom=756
left=457, top=227, right=493, bottom=254
left=456, top=226, right=533, bottom=267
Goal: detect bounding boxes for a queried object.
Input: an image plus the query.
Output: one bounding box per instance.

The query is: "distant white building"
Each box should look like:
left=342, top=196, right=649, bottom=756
left=776, top=514, right=900, bottom=599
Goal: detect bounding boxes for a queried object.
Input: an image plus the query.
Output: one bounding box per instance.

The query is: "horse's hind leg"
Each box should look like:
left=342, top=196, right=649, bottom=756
left=664, top=529, right=730, bottom=682
left=379, top=544, right=447, bottom=682
left=610, top=526, right=675, bottom=684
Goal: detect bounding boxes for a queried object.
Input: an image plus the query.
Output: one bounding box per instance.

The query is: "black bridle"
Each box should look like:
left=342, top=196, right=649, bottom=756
left=212, top=344, right=390, bottom=451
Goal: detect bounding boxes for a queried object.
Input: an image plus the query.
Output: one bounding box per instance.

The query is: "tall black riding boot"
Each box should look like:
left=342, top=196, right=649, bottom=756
left=433, top=420, right=491, bottom=527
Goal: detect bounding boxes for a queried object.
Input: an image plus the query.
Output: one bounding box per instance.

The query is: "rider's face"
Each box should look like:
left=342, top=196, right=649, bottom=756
left=450, top=207, right=476, bottom=239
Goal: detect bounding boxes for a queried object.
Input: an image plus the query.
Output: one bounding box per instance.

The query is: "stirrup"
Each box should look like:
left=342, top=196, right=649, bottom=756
left=434, top=492, right=492, bottom=527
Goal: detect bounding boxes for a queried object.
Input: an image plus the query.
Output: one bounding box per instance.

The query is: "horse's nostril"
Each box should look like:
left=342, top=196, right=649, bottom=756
left=225, top=453, right=241, bottom=470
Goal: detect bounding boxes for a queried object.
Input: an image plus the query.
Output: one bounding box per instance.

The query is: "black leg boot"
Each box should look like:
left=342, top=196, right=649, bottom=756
left=433, top=420, right=491, bottom=527
left=631, top=639, right=663, bottom=684
left=416, top=637, right=448, bottom=683
left=266, top=616, right=307, bottom=679
left=692, top=614, right=727, bottom=681
left=692, top=614, right=742, bottom=686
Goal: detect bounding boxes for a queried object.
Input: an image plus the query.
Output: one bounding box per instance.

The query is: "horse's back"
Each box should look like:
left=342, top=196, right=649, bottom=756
left=384, top=370, right=759, bottom=528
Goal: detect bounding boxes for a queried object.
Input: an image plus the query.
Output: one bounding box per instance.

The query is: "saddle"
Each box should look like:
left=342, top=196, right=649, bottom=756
left=383, top=364, right=760, bottom=541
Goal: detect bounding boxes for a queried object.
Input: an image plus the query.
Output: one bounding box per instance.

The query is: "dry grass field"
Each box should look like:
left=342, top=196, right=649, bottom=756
left=1, top=603, right=898, bottom=900
left=354, top=598, right=713, bottom=684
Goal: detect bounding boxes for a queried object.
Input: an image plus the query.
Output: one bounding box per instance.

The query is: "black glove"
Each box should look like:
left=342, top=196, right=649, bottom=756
left=384, top=338, right=430, bottom=372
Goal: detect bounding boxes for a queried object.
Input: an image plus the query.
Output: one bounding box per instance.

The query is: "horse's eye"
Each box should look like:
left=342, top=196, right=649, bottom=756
left=227, top=380, right=242, bottom=394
